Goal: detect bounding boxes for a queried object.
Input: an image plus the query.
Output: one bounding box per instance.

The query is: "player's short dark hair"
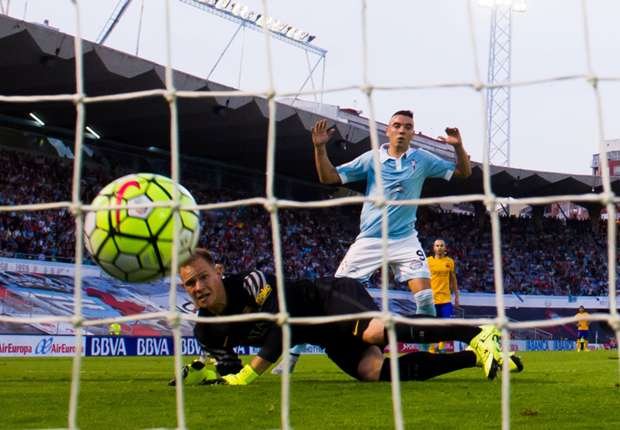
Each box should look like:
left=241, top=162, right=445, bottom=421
left=391, top=110, right=414, bottom=119
left=182, top=248, right=216, bottom=268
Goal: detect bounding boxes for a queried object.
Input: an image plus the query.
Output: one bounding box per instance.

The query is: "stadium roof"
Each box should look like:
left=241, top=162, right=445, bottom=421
left=1, top=14, right=618, bottom=204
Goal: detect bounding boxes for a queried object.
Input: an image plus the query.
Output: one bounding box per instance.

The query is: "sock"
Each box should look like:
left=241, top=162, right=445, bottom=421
left=290, top=344, right=306, bottom=355
left=271, top=349, right=301, bottom=374
left=392, top=316, right=481, bottom=344
left=379, top=351, right=477, bottom=381
left=414, top=289, right=436, bottom=316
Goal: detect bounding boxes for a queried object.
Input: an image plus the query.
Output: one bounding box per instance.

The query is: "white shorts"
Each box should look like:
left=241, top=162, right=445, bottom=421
left=334, top=235, right=430, bottom=282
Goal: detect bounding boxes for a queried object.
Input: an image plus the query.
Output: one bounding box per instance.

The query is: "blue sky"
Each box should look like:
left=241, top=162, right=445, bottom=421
left=5, top=0, right=620, bottom=175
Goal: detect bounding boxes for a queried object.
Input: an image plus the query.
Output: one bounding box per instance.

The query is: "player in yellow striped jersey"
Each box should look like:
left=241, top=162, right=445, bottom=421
left=428, top=239, right=459, bottom=352
left=575, top=305, right=590, bottom=352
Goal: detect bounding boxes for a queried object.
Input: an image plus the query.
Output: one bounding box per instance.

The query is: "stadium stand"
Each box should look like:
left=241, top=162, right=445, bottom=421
left=0, top=145, right=617, bottom=298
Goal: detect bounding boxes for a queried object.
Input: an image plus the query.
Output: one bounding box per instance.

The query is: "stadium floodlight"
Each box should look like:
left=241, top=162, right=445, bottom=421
left=179, top=0, right=322, bottom=48
left=215, top=0, right=230, bottom=10
left=29, top=112, right=45, bottom=126
left=239, top=6, right=251, bottom=20
left=230, top=3, right=242, bottom=16
left=85, top=125, right=101, bottom=139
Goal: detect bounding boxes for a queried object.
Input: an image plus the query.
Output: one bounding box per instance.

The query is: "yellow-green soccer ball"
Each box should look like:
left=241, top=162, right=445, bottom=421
left=84, top=173, right=200, bottom=282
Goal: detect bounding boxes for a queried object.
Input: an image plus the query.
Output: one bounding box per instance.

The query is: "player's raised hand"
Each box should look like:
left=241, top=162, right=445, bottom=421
left=438, top=127, right=463, bottom=147
left=312, top=119, right=335, bottom=148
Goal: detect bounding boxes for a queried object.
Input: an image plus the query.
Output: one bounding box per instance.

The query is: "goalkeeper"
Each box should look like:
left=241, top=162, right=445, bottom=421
left=172, top=248, right=522, bottom=386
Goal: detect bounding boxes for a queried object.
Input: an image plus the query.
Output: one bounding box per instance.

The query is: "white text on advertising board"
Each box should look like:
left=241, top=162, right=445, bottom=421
left=181, top=338, right=202, bottom=355
left=91, top=337, right=127, bottom=356
left=137, top=338, right=170, bottom=356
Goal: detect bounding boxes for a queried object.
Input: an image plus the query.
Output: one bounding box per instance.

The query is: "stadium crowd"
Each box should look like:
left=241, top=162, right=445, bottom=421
left=0, top=147, right=617, bottom=297
left=416, top=210, right=613, bottom=297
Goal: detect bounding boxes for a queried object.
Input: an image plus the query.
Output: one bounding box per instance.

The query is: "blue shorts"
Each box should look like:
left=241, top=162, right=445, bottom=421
left=577, top=330, right=589, bottom=340
left=435, top=302, right=454, bottom=318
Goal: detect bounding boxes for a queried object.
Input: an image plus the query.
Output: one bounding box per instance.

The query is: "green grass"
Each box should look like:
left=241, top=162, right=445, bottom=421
left=0, top=351, right=619, bottom=429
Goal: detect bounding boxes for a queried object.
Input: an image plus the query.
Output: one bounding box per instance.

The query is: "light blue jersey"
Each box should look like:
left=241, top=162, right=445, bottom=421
left=336, top=144, right=455, bottom=239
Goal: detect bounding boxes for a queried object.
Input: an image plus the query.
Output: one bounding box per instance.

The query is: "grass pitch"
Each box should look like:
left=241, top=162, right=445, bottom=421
left=1, top=351, right=619, bottom=429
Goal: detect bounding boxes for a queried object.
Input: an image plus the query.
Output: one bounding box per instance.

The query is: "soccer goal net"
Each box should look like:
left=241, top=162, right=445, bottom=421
left=0, top=1, right=618, bottom=429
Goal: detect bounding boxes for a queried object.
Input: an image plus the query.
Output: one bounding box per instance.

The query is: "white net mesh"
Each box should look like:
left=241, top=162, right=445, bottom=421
left=0, top=0, right=618, bottom=429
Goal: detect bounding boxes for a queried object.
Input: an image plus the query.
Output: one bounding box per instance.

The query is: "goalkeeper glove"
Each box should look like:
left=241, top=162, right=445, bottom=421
left=221, top=364, right=260, bottom=386
left=168, top=359, right=218, bottom=386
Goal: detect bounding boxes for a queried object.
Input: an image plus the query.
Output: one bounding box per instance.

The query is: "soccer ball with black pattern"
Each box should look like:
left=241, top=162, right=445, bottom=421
left=84, top=173, right=200, bottom=282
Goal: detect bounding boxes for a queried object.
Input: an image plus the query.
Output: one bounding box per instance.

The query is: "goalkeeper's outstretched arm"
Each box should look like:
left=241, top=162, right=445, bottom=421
left=219, top=325, right=281, bottom=385
left=220, top=355, right=273, bottom=386
left=207, top=346, right=243, bottom=376
left=170, top=354, right=273, bottom=386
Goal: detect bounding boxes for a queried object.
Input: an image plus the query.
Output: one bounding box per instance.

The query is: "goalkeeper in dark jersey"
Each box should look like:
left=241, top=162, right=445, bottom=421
left=171, top=248, right=522, bottom=386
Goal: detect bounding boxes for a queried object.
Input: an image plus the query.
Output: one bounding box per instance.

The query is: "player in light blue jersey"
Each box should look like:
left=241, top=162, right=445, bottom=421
left=313, top=110, right=471, bottom=314
left=272, top=110, right=471, bottom=375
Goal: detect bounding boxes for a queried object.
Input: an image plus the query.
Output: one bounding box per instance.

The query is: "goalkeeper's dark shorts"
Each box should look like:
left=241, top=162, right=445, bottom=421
left=324, top=337, right=377, bottom=380
left=312, top=277, right=380, bottom=380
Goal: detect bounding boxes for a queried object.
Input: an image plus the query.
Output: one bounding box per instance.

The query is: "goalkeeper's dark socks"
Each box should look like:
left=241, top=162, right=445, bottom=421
left=379, top=351, right=477, bottom=381
left=391, top=317, right=481, bottom=344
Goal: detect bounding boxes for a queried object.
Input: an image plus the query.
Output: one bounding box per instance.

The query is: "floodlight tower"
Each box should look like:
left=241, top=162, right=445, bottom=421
left=479, top=0, right=526, bottom=167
